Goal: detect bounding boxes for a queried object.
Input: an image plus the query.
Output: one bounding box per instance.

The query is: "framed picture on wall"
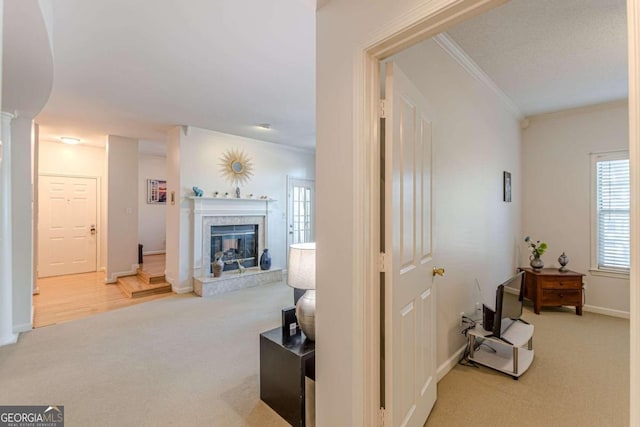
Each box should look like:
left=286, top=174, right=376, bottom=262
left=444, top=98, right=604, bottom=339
left=503, top=171, right=511, bottom=202
left=147, top=179, right=167, bottom=204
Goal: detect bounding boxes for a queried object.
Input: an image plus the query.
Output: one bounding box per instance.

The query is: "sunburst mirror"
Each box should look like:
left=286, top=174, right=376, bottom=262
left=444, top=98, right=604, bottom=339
left=220, top=148, right=254, bottom=186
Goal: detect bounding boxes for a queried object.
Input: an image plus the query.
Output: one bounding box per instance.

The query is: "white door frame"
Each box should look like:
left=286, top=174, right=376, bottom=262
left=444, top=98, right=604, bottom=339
left=352, top=0, right=639, bottom=425
left=37, top=173, right=101, bottom=277
left=627, top=1, right=640, bottom=423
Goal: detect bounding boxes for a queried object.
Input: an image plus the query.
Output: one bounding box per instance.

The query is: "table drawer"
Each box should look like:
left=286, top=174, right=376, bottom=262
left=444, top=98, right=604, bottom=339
left=542, top=289, right=582, bottom=306
left=539, top=277, right=582, bottom=290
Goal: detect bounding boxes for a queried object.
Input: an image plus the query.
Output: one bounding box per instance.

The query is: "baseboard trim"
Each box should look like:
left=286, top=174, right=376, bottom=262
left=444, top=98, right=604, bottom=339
left=437, top=343, right=466, bottom=382
left=164, top=274, right=191, bottom=294
left=13, top=322, right=32, bottom=333
left=143, top=250, right=166, bottom=256
left=105, top=264, right=140, bottom=284
left=172, top=285, right=193, bottom=294
left=0, top=333, right=18, bottom=347
left=583, top=304, right=630, bottom=319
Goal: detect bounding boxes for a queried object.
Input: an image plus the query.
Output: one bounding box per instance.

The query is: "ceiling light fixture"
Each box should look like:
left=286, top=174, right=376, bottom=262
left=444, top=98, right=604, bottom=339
left=257, top=123, right=271, bottom=130
left=60, top=137, right=81, bottom=145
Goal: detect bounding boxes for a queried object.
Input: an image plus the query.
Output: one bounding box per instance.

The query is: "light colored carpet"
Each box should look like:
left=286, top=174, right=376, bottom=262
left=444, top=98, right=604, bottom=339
left=426, top=304, right=630, bottom=427
left=1, top=283, right=629, bottom=427
left=0, top=281, right=295, bottom=427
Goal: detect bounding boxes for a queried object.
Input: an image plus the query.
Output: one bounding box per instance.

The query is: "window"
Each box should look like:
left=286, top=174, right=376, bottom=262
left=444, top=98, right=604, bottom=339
left=591, top=152, right=630, bottom=274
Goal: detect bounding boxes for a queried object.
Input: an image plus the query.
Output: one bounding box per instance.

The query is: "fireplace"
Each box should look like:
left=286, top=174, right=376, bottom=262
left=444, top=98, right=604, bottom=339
left=211, top=224, right=258, bottom=271
left=190, top=197, right=282, bottom=297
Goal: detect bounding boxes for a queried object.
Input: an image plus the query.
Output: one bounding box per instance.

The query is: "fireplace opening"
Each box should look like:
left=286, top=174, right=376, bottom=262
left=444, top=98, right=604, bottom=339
left=211, top=224, right=258, bottom=272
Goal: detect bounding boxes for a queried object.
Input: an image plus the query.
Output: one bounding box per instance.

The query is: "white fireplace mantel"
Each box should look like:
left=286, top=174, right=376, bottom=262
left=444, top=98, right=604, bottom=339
left=189, top=196, right=275, bottom=214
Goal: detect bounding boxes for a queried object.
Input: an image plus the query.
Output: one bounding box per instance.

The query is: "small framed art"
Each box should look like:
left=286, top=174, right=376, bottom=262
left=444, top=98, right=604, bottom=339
left=503, top=171, right=511, bottom=202
left=147, top=179, right=167, bottom=204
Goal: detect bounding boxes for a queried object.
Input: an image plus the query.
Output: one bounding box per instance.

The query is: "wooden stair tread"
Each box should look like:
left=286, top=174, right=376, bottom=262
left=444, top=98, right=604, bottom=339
left=137, top=254, right=166, bottom=284
left=117, top=275, right=172, bottom=298
left=136, top=268, right=166, bottom=284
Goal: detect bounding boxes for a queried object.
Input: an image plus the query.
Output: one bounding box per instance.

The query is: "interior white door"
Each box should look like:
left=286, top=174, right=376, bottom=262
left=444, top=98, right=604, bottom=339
left=383, top=61, right=437, bottom=427
left=38, top=175, right=98, bottom=277
left=287, top=177, right=315, bottom=247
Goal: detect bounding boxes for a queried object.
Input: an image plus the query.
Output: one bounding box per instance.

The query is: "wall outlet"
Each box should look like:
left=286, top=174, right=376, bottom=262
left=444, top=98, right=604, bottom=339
left=475, top=302, right=481, bottom=312
left=459, top=311, right=465, bottom=326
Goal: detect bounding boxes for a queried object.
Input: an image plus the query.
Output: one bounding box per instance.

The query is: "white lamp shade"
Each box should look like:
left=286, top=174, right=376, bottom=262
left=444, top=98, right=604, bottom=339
left=287, top=242, right=316, bottom=290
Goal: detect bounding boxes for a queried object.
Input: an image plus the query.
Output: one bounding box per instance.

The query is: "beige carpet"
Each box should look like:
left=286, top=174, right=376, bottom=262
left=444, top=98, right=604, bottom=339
left=426, top=304, right=630, bottom=427
left=0, top=283, right=629, bottom=426
left=0, top=281, right=294, bottom=427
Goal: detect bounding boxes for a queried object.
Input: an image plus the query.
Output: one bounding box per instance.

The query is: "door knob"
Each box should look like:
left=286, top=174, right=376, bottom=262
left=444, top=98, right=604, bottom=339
left=432, top=267, right=445, bottom=277
left=90, top=225, right=96, bottom=235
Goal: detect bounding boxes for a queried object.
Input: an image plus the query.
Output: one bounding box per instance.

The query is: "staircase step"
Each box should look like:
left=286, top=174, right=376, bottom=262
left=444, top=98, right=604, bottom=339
left=136, top=268, right=166, bottom=284
left=117, top=275, right=172, bottom=298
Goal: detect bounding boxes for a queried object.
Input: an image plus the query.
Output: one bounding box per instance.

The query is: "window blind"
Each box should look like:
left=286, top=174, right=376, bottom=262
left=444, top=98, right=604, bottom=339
left=596, top=158, right=630, bottom=271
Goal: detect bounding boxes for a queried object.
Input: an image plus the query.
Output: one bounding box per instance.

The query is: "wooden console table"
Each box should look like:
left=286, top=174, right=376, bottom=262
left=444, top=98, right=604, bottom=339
left=519, top=268, right=584, bottom=315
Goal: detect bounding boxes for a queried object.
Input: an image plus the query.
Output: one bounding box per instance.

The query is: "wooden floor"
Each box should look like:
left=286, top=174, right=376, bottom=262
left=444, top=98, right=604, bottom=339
left=34, top=255, right=172, bottom=328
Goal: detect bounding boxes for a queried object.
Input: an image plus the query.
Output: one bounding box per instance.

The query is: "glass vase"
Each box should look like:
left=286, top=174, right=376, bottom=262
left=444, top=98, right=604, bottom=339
left=530, top=254, right=544, bottom=271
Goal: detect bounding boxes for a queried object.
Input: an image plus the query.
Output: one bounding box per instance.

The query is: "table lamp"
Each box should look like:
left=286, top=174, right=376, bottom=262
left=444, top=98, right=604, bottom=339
left=287, top=242, right=316, bottom=341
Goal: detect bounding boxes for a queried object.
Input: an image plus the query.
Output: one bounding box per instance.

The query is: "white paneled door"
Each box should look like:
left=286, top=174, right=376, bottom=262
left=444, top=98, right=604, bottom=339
left=38, top=175, right=98, bottom=278
left=383, top=62, right=437, bottom=427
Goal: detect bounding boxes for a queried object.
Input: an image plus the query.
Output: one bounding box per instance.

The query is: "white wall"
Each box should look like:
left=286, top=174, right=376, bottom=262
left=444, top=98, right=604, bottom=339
left=164, top=126, right=315, bottom=293
left=38, top=140, right=107, bottom=271
left=106, top=135, right=138, bottom=282
left=391, top=38, right=522, bottom=365
left=522, top=101, right=630, bottom=315
left=11, top=116, right=34, bottom=332
left=316, top=1, right=512, bottom=424
left=165, top=127, right=182, bottom=293
left=138, top=153, right=166, bottom=254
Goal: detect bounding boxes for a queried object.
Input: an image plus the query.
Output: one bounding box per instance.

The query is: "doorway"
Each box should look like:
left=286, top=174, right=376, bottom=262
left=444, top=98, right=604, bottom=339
left=287, top=177, right=315, bottom=248
left=37, top=174, right=98, bottom=277
left=355, top=1, right=633, bottom=425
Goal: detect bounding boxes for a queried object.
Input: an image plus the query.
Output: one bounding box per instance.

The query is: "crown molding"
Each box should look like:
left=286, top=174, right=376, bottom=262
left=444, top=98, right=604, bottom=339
left=433, top=32, right=523, bottom=121
left=525, top=98, right=628, bottom=123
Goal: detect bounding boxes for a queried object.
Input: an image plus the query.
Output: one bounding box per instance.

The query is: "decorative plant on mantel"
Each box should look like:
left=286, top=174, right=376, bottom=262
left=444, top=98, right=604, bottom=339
left=525, top=236, right=547, bottom=270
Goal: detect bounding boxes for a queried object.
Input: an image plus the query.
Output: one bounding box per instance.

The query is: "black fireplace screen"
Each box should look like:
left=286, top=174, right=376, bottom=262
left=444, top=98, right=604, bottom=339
left=211, top=224, right=258, bottom=272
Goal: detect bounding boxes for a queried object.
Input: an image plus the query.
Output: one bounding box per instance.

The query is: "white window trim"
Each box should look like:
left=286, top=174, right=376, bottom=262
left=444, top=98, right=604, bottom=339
left=590, top=150, right=630, bottom=278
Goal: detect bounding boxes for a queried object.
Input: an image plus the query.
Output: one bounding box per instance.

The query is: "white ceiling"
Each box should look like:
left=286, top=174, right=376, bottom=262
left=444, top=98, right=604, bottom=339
left=446, top=0, right=628, bottom=117
left=2, top=0, right=53, bottom=117
left=35, top=0, right=316, bottom=148
left=31, top=0, right=627, bottom=149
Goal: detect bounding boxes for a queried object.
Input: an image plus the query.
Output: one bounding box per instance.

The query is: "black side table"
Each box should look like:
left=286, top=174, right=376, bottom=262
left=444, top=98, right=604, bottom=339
left=260, top=327, right=315, bottom=427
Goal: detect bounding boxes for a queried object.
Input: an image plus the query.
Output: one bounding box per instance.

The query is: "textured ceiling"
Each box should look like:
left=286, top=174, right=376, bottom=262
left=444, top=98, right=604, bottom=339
left=36, top=0, right=316, bottom=148
left=446, top=0, right=628, bottom=117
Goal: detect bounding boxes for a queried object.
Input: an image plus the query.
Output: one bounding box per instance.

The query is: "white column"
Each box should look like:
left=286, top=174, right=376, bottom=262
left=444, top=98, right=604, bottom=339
left=11, top=116, right=34, bottom=332
left=0, top=0, right=16, bottom=347
left=0, top=111, right=17, bottom=346
left=32, top=122, right=39, bottom=295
